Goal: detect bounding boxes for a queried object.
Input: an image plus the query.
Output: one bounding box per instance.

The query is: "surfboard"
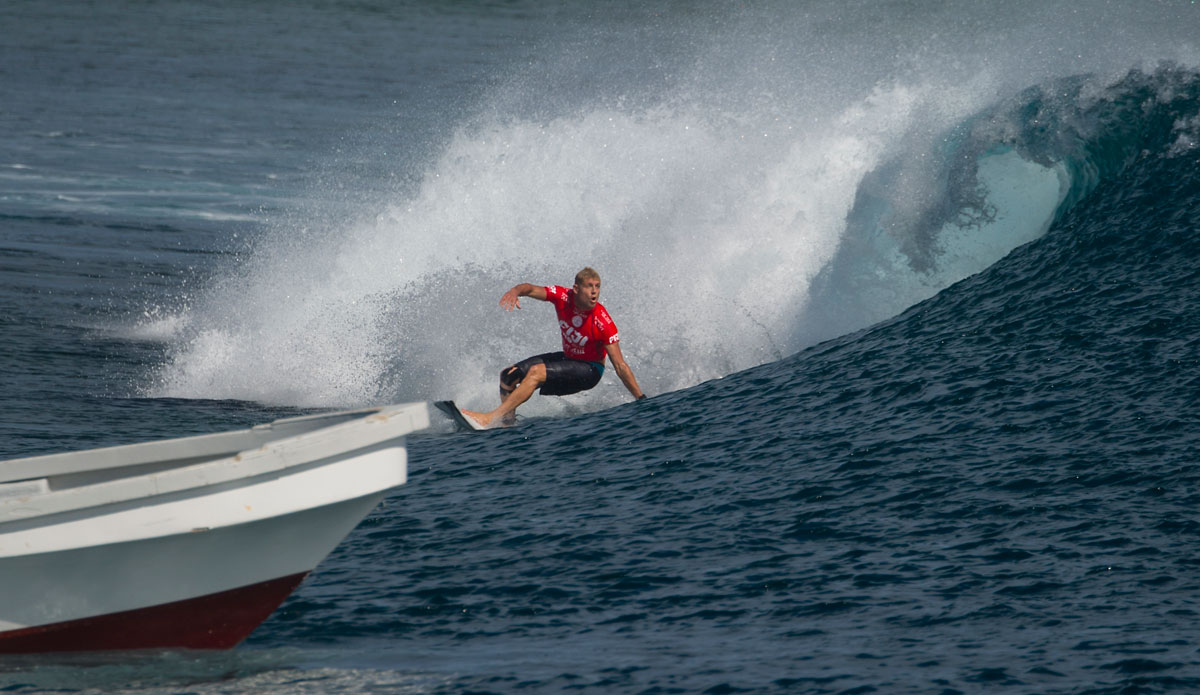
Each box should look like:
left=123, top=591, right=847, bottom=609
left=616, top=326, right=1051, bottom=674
left=433, top=400, right=487, bottom=431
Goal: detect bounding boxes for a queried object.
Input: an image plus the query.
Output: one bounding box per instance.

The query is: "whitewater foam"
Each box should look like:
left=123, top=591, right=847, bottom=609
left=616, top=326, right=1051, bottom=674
left=143, top=2, right=1200, bottom=409
left=150, top=85, right=970, bottom=407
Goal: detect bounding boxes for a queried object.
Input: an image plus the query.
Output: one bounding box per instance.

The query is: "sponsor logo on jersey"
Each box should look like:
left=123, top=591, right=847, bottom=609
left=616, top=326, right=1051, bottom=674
left=560, top=320, right=589, bottom=348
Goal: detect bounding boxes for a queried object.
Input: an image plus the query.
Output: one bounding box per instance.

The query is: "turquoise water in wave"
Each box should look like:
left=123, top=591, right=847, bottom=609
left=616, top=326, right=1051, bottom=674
left=3, top=1, right=1200, bottom=693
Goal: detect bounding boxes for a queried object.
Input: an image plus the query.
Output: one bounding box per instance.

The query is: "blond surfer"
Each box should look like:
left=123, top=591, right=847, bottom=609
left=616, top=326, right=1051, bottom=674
left=461, top=267, right=646, bottom=428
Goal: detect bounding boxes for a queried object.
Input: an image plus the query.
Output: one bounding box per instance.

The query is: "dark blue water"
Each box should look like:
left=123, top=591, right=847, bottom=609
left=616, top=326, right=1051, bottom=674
left=3, top=1, right=1200, bottom=693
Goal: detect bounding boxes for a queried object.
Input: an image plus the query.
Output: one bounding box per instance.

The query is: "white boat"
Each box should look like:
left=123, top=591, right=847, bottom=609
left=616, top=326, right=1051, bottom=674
left=0, top=402, right=430, bottom=653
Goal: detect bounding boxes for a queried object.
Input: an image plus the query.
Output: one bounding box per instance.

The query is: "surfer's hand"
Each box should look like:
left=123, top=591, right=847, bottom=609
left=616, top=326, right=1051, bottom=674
left=500, top=289, right=521, bottom=311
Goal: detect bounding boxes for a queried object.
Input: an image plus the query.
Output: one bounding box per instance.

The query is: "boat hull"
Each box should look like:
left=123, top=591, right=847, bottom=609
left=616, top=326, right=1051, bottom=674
left=0, top=492, right=384, bottom=653
left=0, top=572, right=308, bottom=653
left=0, top=403, right=429, bottom=653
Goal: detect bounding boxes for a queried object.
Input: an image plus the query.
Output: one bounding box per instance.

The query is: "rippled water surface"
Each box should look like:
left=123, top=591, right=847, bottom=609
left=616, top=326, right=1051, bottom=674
left=3, top=1, right=1200, bottom=693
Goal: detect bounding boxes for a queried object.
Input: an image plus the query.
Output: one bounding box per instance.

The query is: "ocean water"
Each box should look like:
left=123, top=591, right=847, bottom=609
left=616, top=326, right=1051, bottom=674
left=3, top=0, right=1200, bottom=692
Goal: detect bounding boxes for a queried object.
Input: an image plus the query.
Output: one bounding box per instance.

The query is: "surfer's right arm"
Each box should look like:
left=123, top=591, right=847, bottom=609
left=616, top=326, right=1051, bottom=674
left=500, top=283, right=548, bottom=311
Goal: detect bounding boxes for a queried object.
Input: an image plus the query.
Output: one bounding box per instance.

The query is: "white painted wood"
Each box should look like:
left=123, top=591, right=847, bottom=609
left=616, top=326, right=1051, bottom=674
left=0, top=403, right=430, bottom=633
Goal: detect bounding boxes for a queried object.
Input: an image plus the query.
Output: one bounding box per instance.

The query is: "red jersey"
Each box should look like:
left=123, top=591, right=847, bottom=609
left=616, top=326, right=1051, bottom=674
left=544, top=285, right=620, bottom=364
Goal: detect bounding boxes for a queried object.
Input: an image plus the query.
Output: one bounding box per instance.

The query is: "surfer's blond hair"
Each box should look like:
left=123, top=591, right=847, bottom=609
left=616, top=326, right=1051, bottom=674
left=575, top=267, right=601, bottom=285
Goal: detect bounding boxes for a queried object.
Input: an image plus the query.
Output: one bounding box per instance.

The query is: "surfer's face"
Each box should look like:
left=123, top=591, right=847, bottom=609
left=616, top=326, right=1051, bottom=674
left=573, top=277, right=601, bottom=311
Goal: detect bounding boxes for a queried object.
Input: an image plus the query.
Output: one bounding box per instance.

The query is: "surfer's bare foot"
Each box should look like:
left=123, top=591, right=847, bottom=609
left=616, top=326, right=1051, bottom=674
left=460, top=408, right=491, bottom=429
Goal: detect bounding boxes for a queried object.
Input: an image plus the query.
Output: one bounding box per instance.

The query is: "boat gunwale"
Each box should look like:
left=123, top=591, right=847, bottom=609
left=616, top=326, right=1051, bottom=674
left=0, top=403, right=429, bottom=526
left=0, top=406, right=391, bottom=484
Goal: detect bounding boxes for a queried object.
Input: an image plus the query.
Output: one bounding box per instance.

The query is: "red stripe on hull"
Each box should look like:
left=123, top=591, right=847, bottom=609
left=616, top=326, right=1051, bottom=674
left=0, top=572, right=308, bottom=654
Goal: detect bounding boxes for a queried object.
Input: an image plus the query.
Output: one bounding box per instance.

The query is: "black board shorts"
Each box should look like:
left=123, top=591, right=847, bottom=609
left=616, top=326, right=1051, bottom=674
left=512, top=352, right=604, bottom=396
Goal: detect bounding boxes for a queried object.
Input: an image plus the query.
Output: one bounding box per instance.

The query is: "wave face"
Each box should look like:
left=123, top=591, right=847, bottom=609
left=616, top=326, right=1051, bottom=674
left=764, top=64, right=1200, bottom=445
left=141, top=1, right=1200, bottom=409
left=260, top=64, right=1200, bottom=694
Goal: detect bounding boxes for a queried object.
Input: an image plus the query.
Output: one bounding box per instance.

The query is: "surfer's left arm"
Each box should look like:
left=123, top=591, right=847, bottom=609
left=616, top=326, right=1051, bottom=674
left=605, top=342, right=646, bottom=401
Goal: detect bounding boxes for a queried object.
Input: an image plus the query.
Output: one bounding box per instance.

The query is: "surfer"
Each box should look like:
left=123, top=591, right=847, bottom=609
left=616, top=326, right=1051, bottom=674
left=460, top=267, right=646, bottom=428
